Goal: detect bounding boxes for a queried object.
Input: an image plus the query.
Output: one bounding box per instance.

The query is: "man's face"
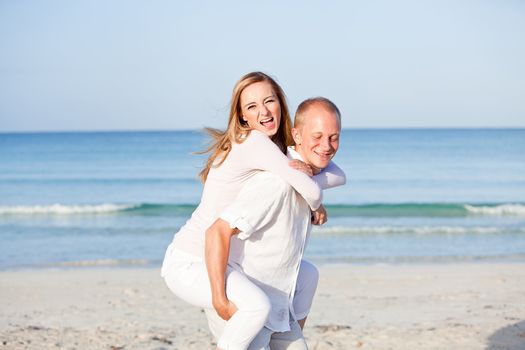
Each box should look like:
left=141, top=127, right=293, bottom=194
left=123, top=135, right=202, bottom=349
left=292, top=105, right=340, bottom=174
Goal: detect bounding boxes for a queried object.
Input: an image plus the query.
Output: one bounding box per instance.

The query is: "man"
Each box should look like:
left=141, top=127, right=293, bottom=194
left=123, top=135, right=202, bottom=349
left=205, top=97, right=343, bottom=350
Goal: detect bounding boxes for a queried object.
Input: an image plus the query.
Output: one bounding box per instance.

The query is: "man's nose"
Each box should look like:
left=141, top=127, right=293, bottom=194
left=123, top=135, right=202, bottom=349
left=320, top=137, right=331, bottom=151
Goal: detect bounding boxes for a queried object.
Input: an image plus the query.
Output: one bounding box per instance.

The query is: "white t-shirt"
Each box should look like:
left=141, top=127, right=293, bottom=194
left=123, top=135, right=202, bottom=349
left=220, top=147, right=313, bottom=332
left=161, top=130, right=345, bottom=273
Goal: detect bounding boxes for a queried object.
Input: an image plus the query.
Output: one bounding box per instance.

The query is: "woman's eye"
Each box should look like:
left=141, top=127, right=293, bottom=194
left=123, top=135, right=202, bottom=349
left=247, top=105, right=255, bottom=110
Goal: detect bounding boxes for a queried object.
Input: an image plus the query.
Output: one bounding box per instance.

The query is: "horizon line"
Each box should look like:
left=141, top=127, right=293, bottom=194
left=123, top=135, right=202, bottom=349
left=2, top=126, right=525, bottom=135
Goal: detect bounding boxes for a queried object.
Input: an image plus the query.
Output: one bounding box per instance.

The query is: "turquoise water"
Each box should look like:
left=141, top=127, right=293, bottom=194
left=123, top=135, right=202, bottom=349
left=0, top=129, right=524, bottom=268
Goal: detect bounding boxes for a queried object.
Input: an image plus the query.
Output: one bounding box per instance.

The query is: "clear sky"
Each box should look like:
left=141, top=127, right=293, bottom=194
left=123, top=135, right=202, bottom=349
left=1, top=0, right=524, bottom=132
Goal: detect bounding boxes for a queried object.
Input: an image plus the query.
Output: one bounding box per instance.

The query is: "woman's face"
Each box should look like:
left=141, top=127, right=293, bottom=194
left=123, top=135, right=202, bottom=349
left=239, top=81, right=282, bottom=137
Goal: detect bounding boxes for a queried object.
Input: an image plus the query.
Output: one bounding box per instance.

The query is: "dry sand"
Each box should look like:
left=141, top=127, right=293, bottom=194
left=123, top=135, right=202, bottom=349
left=1, top=263, right=524, bottom=349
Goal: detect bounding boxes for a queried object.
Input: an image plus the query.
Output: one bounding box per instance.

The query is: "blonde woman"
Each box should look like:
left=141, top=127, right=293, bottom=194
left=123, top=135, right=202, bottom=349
left=161, top=72, right=345, bottom=349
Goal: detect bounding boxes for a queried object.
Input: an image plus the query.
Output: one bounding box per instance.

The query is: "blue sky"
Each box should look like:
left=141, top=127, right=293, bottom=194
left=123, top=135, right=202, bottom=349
left=1, top=0, right=524, bottom=131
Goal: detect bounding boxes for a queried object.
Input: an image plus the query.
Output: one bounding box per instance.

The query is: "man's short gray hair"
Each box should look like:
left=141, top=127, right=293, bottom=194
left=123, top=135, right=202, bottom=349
left=294, top=97, right=341, bottom=128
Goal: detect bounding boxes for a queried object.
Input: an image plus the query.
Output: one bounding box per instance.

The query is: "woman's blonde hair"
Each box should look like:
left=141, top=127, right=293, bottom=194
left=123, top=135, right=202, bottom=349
left=199, top=72, right=293, bottom=182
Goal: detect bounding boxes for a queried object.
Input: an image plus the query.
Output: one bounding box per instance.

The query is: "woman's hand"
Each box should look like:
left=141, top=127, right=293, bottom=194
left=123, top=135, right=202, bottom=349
left=213, top=297, right=238, bottom=321
left=289, top=159, right=314, bottom=177
left=311, top=204, right=327, bottom=225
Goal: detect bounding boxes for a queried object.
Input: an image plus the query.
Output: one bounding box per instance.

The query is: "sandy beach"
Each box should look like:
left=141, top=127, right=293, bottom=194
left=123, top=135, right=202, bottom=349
left=1, top=263, right=524, bottom=350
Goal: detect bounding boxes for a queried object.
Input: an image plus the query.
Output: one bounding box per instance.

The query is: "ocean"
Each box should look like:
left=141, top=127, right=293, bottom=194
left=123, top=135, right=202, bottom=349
left=0, top=129, right=524, bottom=269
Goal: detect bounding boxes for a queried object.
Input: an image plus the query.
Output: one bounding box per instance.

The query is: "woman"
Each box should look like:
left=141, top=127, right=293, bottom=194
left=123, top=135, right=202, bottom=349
left=161, top=72, right=345, bottom=349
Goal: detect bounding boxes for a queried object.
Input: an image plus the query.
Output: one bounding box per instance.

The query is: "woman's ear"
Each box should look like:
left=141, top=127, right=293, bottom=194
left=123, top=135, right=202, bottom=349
left=291, top=127, right=302, bottom=145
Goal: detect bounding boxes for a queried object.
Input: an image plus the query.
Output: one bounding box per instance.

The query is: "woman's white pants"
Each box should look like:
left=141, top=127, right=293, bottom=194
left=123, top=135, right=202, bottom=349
left=162, top=249, right=318, bottom=350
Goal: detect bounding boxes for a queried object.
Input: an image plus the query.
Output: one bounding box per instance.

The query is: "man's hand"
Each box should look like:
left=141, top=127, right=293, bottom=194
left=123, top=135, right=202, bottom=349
left=311, top=204, right=327, bottom=225
left=289, top=159, right=314, bottom=177
left=205, top=219, right=240, bottom=321
left=213, top=298, right=238, bottom=321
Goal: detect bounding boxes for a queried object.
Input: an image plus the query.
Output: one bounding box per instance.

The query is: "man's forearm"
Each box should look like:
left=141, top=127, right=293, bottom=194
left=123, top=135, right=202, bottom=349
left=205, top=219, right=236, bottom=307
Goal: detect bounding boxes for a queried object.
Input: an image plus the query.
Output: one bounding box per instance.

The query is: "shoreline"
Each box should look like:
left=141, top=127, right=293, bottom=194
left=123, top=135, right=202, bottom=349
left=4, top=254, right=525, bottom=272
left=2, top=262, right=525, bottom=349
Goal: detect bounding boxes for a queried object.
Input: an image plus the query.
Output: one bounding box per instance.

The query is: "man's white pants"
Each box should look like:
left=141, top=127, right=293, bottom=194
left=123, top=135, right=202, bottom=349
left=206, top=309, right=308, bottom=350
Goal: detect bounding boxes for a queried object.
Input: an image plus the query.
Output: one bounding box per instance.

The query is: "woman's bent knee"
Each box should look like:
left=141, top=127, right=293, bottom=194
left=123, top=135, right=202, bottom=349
left=253, top=294, right=271, bottom=319
left=240, top=290, right=271, bottom=321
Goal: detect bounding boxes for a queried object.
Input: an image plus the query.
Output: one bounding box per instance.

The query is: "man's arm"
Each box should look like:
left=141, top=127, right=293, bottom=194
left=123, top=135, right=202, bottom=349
left=205, top=218, right=240, bottom=320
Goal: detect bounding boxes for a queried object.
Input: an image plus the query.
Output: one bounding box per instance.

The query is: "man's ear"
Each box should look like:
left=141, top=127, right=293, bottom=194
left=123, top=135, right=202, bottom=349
left=291, top=127, right=302, bottom=145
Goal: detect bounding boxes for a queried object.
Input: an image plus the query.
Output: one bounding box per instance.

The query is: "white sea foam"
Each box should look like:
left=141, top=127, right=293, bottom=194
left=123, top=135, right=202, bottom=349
left=464, top=204, right=525, bottom=216
left=52, top=259, right=151, bottom=267
left=0, top=203, right=137, bottom=215
left=311, top=226, right=523, bottom=235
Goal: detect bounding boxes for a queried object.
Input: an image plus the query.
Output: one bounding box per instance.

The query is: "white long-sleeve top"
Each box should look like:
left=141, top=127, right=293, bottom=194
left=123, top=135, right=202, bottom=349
left=161, top=130, right=346, bottom=271
left=222, top=170, right=310, bottom=332
left=222, top=146, right=319, bottom=331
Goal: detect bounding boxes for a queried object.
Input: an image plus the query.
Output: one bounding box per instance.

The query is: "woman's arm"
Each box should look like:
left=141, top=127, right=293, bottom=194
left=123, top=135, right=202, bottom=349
left=289, top=159, right=347, bottom=190
left=241, top=130, right=322, bottom=210
left=313, top=160, right=347, bottom=189
left=205, top=219, right=240, bottom=320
